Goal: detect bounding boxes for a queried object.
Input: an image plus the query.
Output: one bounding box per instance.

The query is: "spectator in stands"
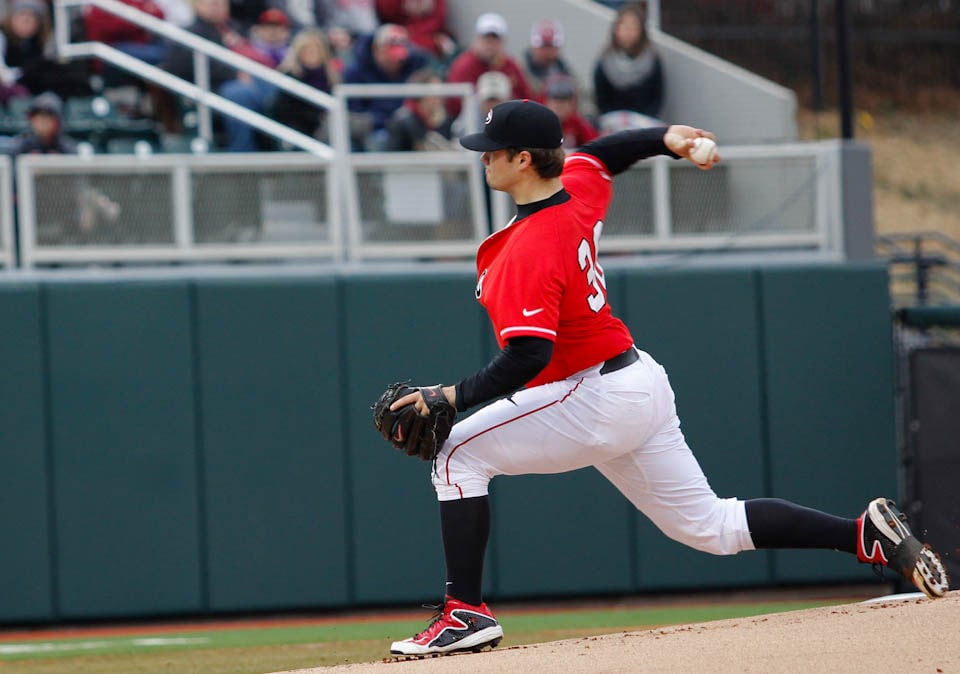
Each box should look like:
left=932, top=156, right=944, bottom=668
left=153, top=0, right=194, bottom=27
left=523, top=18, right=573, bottom=100
left=272, top=27, right=338, bottom=140
left=5, top=91, right=76, bottom=155
left=592, top=1, right=664, bottom=130
left=542, top=74, right=598, bottom=149
left=1, top=0, right=91, bottom=100
left=385, top=67, right=452, bottom=151
left=375, top=0, right=454, bottom=64
left=0, top=30, right=29, bottom=104
left=445, top=12, right=533, bottom=118
left=450, top=69, right=510, bottom=141
left=343, top=22, right=429, bottom=151
left=325, top=25, right=354, bottom=72
left=249, top=8, right=292, bottom=67
left=168, top=0, right=277, bottom=151
left=228, top=0, right=268, bottom=32
left=83, top=0, right=168, bottom=66
left=475, top=69, right=510, bottom=119
left=5, top=91, right=124, bottom=235
left=317, top=0, right=378, bottom=38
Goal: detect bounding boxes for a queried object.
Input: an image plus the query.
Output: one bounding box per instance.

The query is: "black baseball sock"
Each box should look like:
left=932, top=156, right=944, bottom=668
left=745, top=498, right=858, bottom=554
left=439, top=495, right=490, bottom=607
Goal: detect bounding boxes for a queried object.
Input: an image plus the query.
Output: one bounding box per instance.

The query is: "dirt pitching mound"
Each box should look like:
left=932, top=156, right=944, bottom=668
left=276, top=591, right=959, bottom=674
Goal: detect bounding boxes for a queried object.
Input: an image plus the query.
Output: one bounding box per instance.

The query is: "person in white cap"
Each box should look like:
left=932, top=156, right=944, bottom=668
left=445, top=12, right=533, bottom=117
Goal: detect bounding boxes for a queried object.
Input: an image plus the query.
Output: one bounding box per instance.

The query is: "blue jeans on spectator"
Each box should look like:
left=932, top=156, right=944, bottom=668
left=113, top=40, right=169, bottom=66
left=218, top=78, right=277, bottom=152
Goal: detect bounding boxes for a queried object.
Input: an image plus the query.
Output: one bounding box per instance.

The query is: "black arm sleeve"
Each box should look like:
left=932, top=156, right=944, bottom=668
left=578, top=126, right=679, bottom=176
left=453, top=337, right=553, bottom=412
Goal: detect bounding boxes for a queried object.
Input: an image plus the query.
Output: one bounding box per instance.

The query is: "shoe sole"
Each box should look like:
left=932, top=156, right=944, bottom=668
left=390, top=625, right=504, bottom=656
left=871, top=499, right=949, bottom=599
left=907, top=540, right=950, bottom=599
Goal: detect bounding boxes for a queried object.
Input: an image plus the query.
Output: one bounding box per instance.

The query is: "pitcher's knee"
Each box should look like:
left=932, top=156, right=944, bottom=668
left=431, top=462, right=490, bottom=501
left=659, top=497, right=753, bottom=555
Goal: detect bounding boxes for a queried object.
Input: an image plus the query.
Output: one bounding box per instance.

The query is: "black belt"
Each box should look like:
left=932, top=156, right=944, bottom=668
left=599, top=347, right=639, bottom=375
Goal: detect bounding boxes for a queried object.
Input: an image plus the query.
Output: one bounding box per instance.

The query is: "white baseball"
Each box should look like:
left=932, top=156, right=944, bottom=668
left=690, top=137, right=717, bottom=165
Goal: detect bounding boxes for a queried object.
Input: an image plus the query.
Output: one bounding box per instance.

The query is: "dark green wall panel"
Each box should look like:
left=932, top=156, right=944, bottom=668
left=620, top=268, right=772, bottom=589
left=45, top=281, right=202, bottom=618
left=490, top=470, right=634, bottom=598
left=195, top=277, right=349, bottom=611
left=343, top=273, right=487, bottom=604
left=0, top=264, right=902, bottom=623
left=0, top=285, right=53, bottom=621
left=760, top=265, right=896, bottom=583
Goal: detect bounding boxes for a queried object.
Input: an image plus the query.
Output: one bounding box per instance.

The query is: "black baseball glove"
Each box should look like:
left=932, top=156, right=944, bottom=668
left=372, top=382, right=456, bottom=461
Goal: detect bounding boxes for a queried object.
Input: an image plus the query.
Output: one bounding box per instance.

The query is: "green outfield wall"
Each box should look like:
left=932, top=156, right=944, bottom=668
left=0, top=264, right=896, bottom=623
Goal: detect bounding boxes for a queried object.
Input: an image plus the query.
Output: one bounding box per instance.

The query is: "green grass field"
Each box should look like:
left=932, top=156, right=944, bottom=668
left=0, top=598, right=852, bottom=674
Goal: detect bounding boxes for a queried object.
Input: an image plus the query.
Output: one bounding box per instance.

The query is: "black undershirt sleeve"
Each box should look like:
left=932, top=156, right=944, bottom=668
left=578, top=126, right=680, bottom=176
left=453, top=336, right=553, bottom=412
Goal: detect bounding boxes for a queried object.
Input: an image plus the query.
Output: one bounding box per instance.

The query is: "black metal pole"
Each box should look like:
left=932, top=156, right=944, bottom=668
left=836, top=0, right=854, bottom=138
left=810, top=0, right=823, bottom=110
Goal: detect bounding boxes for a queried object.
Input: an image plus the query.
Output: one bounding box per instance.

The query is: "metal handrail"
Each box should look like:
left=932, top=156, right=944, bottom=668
left=54, top=0, right=340, bottom=158
left=0, top=156, right=12, bottom=268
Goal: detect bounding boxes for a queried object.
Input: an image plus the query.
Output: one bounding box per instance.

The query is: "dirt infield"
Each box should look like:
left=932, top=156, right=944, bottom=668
left=276, top=591, right=959, bottom=674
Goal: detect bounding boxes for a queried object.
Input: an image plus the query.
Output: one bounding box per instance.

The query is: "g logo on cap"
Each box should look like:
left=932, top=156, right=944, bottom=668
left=460, top=99, right=563, bottom=152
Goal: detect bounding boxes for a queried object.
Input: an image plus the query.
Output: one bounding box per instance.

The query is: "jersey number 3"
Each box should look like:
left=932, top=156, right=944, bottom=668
left=577, top=221, right=607, bottom=313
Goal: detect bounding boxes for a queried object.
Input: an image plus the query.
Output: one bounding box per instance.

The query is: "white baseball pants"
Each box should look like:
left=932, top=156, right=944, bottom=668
left=432, top=349, right=755, bottom=556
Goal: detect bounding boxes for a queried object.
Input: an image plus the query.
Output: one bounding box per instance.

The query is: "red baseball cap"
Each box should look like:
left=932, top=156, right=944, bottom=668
left=258, top=8, right=290, bottom=26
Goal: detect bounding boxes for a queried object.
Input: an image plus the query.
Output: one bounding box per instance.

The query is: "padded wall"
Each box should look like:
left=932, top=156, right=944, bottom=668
left=45, top=281, right=203, bottom=618
left=342, top=273, right=489, bottom=604
left=0, top=264, right=898, bottom=622
left=194, top=277, right=349, bottom=611
left=621, top=268, right=772, bottom=589
left=0, top=284, right=54, bottom=621
left=760, top=265, right=896, bottom=582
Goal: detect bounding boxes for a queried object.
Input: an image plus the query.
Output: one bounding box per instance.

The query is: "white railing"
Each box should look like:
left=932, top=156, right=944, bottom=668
left=15, top=153, right=341, bottom=267
left=602, top=142, right=841, bottom=253
left=489, top=141, right=842, bottom=255
left=0, top=155, right=13, bottom=269
left=13, top=141, right=846, bottom=267
left=343, top=150, right=487, bottom=259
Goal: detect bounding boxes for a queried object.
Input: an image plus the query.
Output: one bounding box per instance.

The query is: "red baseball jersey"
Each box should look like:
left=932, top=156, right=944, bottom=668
left=474, top=153, right=635, bottom=388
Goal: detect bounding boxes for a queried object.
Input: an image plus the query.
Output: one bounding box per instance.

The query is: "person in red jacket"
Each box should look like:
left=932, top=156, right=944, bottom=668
left=83, top=0, right=168, bottom=65
left=542, top=74, right=598, bottom=150
left=445, top=12, right=533, bottom=118
left=375, top=0, right=453, bottom=62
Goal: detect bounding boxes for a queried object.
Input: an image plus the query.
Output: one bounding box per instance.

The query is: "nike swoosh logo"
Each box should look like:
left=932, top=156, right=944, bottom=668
left=522, top=307, right=544, bottom=317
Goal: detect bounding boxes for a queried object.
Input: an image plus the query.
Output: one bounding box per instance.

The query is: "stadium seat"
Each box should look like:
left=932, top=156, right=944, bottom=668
left=0, top=97, right=31, bottom=136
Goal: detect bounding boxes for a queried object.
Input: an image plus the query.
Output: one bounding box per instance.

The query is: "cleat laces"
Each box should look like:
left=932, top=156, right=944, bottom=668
left=413, top=603, right=445, bottom=641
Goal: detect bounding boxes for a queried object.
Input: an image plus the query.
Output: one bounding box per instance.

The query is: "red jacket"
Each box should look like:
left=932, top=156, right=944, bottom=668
left=84, top=0, right=164, bottom=44
left=561, top=113, right=599, bottom=148
left=445, top=48, right=534, bottom=117
left=375, top=0, right=447, bottom=57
